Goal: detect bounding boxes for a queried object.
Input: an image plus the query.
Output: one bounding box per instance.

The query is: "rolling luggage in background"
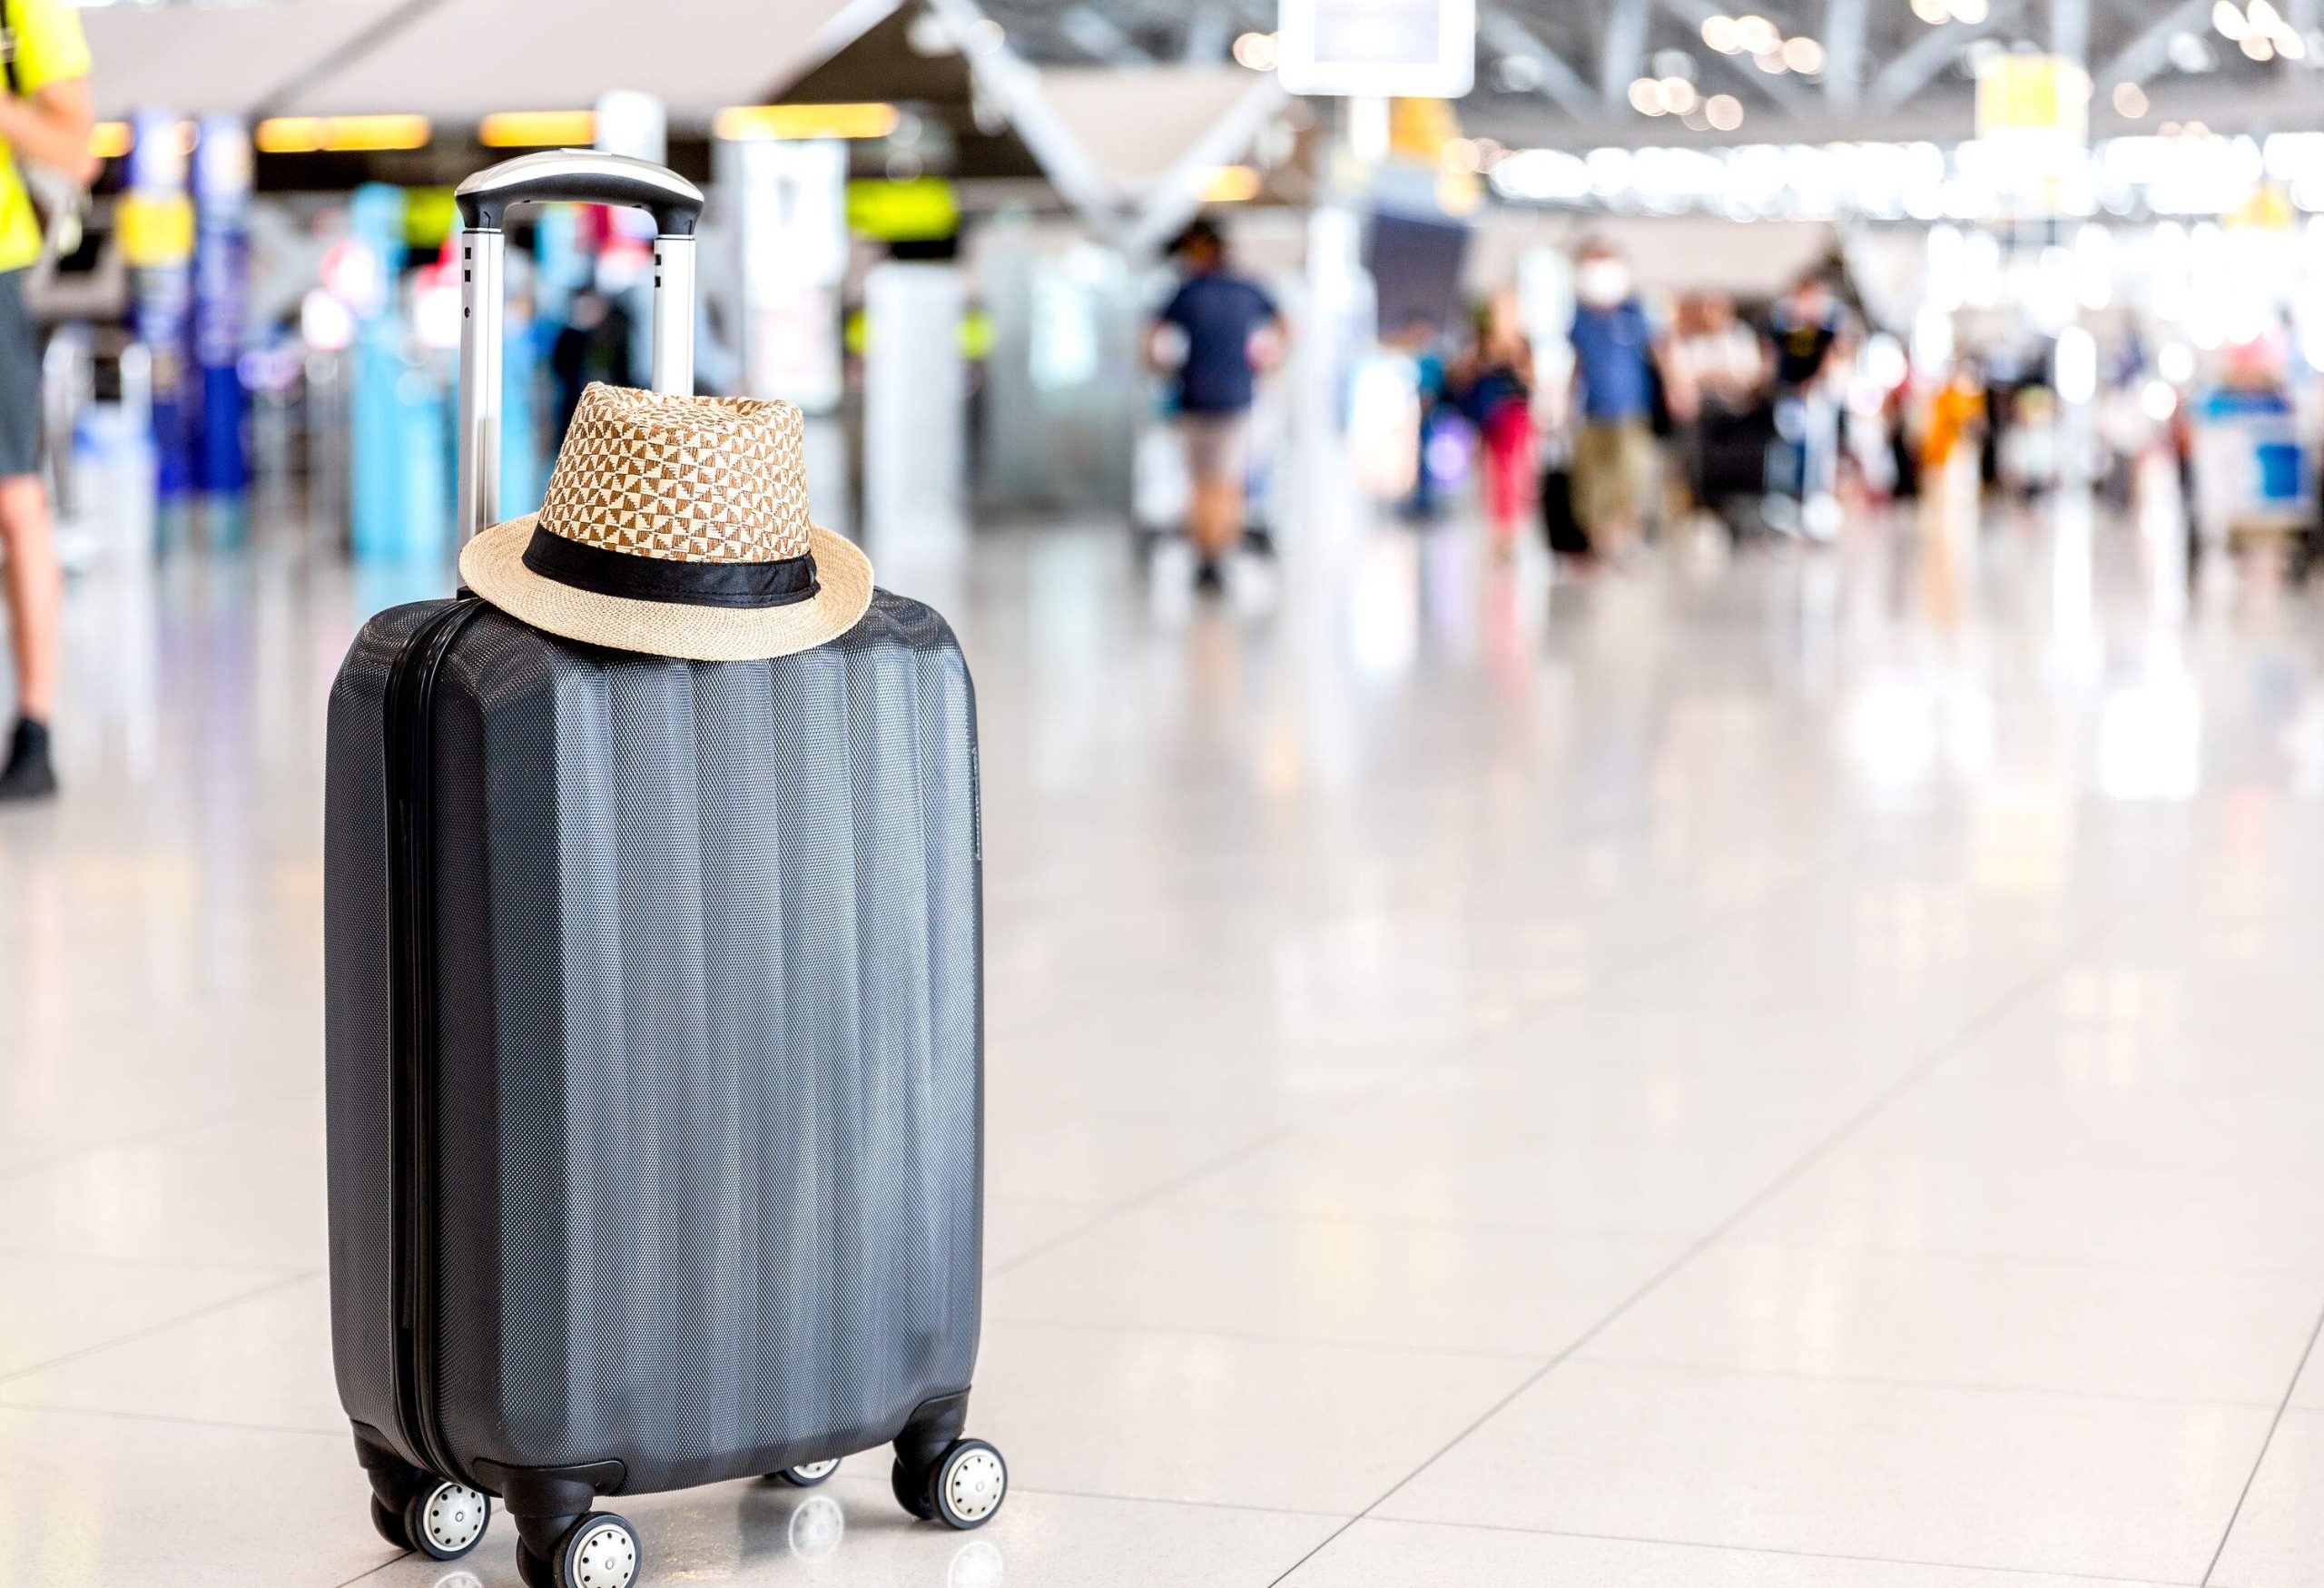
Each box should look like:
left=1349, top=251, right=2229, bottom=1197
left=1541, top=450, right=1590, bottom=556
left=325, top=153, right=1002, bottom=1588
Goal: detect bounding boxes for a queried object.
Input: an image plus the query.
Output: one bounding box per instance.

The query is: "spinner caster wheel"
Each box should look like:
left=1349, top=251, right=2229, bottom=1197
left=891, top=1455, right=938, bottom=1520
left=369, top=1494, right=413, bottom=1551
left=772, top=1459, right=839, bottom=1487
left=404, top=1478, right=491, bottom=1561
left=554, top=1511, right=642, bottom=1588
left=898, top=1438, right=1006, bottom=1530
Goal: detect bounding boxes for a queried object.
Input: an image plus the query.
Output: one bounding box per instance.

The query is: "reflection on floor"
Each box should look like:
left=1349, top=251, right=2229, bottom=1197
left=5, top=497, right=2324, bottom=1587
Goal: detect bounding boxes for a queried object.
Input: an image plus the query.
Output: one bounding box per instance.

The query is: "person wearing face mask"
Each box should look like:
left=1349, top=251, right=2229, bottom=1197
left=1564, top=240, right=1685, bottom=558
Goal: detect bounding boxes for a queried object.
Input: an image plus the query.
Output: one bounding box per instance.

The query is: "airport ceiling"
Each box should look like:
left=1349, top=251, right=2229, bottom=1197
left=987, top=0, right=2322, bottom=144
left=75, top=0, right=2324, bottom=143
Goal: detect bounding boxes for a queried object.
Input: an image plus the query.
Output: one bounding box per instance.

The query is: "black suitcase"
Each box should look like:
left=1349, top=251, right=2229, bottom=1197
left=325, top=153, right=1000, bottom=1588
left=1541, top=461, right=1590, bottom=556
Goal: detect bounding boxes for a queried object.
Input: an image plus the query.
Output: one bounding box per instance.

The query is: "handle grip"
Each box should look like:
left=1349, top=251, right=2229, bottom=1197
left=455, top=152, right=700, bottom=546
left=452, top=148, right=704, bottom=236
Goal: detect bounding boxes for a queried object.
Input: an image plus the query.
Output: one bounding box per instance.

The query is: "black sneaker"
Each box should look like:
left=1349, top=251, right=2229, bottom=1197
left=1193, top=558, right=1226, bottom=596
left=0, top=718, right=56, bottom=803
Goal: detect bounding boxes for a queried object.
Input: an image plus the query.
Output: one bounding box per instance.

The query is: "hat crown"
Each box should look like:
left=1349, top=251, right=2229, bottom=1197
left=537, top=384, right=812, bottom=565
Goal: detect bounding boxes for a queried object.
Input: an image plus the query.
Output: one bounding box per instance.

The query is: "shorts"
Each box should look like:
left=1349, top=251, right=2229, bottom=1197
left=1177, top=409, right=1250, bottom=484
left=1572, top=419, right=1658, bottom=532
left=0, top=270, right=40, bottom=478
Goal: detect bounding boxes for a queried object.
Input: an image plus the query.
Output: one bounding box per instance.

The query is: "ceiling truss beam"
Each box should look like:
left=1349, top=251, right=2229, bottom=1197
left=1870, top=0, right=2033, bottom=108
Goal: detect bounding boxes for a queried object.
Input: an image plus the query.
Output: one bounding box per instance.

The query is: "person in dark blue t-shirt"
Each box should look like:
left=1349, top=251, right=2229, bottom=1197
left=1147, top=216, right=1284, bottom=593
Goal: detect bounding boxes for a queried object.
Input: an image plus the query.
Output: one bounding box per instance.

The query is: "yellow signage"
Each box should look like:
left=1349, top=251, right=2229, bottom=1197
left=845, top=177, right=958, bottom=241
left=116, top=192, right=194, bottom=267
left=1975, top=54, right=2090, bottom=142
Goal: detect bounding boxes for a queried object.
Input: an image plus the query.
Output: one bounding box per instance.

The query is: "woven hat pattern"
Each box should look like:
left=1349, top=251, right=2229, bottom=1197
left=537, top=383, right=813, bottom=564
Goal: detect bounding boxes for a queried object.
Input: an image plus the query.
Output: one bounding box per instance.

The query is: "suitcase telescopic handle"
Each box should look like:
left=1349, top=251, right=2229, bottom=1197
left=451, top=150, right=707, bottom=545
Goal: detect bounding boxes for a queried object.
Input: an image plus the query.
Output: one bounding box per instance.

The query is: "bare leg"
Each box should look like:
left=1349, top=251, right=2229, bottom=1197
left=0, top=471, right=57, bottom=721
left=1187, top=475, right=1242, bottom=562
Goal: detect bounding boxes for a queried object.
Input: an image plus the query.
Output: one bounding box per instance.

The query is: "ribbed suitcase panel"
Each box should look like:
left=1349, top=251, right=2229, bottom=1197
left=328, top=593, right=981, bottom=1494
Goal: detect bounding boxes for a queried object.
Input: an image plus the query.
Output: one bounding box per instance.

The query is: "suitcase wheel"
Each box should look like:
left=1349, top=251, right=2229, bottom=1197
left=405, top=1478, right=491, bottom=1562
left=770, top=1459, right=839, bottom=1487
left=890, top=1454, right=939, bottom=1521
left=369, top=1494, right=411, bottom=1551
left=896, top=1437, right=1007, bottom=1531
left=540, top=1511, right=641, bottom=1588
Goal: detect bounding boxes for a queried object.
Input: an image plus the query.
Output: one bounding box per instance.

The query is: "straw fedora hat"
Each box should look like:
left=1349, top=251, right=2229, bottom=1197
left=459, top=383, right=872, bottom=662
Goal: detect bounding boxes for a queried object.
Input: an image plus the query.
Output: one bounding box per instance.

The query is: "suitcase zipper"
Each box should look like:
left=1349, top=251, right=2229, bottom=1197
left=383, top=597, right=485, bottom=1484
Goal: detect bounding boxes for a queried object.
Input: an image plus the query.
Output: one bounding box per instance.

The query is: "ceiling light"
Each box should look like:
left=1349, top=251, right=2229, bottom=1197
left=2243, top=29, right=2276, bottom=56
left=1629, top=76, right=1669, bottom=114
left=2279, top=28, right=2309, bottom=57
left=2168, top=30, right=2216, bottom=69
left=1702, top=13, right=1742, bottom=51
left=1196, top=164, right=1261, bottom=202
left=1705, top=93, right=1744, bottom=130
left=2112, top=80, right=2149, bottom=116
left=478, top=110, right=596, bottom=148
left=1782, top=36, right=1826, bottom=73
left=1232, top=31, right=1278, bottom=70
left=255, top=114, right=430, bottom=153
left=1736, top=14, right=1778, bottom=52
left=712, top=103, right=901, bottom=141
left=1911, top=0, right=1948, bottom=19
left=1659, top=76, right=1699, bottom=112
left=1950, top=0, right=1989, bottom=21
left=2215, top=0, right=2250, bottom=38
left=2250, top=0, right=2283, bottom=31
left=320, top=115, right=430, bottom=152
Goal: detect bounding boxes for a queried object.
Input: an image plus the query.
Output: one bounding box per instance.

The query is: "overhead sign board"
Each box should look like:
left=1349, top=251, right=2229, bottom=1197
left=1277, top=0, right=1476, bottom=98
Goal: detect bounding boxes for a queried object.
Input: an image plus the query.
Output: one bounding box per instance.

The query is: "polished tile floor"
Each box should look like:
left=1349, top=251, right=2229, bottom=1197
left=5, top=492, right=2324, bottom=1587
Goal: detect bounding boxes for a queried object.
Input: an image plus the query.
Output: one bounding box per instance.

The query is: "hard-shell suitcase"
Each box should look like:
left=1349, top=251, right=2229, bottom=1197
left=325, top=153, right=1003, bottom=1588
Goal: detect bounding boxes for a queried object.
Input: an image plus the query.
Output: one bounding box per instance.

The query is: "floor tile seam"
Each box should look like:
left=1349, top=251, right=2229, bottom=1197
left=994, top=1198, right=1685, bottom=1249
left=811, top=1465, right=1361, bottom=1524
left=1556, top=1352, right=2291, bottom=1412
left=0, top=1397, right=347, bottom=1440
left=2199, top=1296, right=2324, bottom=1583
left=950, top=1481, right=1357, bottom=1521
left=0, top=1242, right=312, bottom=1275
left=0, top=1267, right=320, bottom=1387
left=1305, top=1514, right=2201, bottom=1587
left=980, top=1103, right=1409, bottom=1280
left=1689, top=1236, right=2324, bottom=1283
left=980, top=1311, right=1557, bottom=1362
left=1129, top=1200, right=1728, bottom=1241
left=0, top=1100, right=276, bottom=1189
left=1780, top=1136, right=2324, bottom=1179
left=1261, top=895, right=2152, bottom=1588
left=986, top=853, right=1846, bottom=1283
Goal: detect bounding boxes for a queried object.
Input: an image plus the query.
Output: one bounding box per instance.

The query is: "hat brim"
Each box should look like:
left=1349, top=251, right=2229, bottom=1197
left=458, top=515, right=873, bottom=663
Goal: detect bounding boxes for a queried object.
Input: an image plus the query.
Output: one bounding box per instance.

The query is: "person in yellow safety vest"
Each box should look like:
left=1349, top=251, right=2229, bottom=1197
left=0, top=0, right=94, bottom=803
